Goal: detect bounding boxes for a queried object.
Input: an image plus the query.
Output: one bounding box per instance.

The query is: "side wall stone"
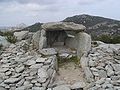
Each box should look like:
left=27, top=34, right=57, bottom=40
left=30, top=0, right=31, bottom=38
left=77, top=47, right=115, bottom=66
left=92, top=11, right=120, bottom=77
left=65, top=32, right=91, bottom=58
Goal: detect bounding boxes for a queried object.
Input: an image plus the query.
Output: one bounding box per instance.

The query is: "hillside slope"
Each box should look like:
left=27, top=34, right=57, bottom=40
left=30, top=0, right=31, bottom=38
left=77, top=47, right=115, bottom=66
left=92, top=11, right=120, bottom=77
left=21, top=23, right=43, bottom=32
left=21, top=14, right=120, bottom=43
left=63, top=14, right=120, bottom=37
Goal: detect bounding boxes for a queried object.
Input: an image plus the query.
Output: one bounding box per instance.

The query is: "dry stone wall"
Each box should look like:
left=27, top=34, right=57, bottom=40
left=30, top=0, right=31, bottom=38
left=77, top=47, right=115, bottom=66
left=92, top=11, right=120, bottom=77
left=81, top=42, right=120, bottom=90
left=0, top=41, right=57, bottom=90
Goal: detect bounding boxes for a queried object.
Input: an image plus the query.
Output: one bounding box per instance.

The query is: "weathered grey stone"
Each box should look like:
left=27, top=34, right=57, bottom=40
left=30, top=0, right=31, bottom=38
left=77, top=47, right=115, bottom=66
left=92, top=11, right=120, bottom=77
left=16, top=78, right=25, bottom=87
left=14, top=31, right=29, bottom=40
left=40, top=48, right=57, bottom=56
left=92, top=71, right=99, bottom=77
left=37, top=68, right=48, bottom=83
left=95, top=78, right=105, bottom=85
left=36, top=57, right=47, bottom=63
left=39, top=29, right=47, bottom=49
left=35, top=83, right=41, bottom=87
left=53, top=85, right=70, bottom=90
left=32, top=87, right=46, bottom=90
left=98, top=70, right=107, bottom=78
left=105, top=65, right=114, bottom=76
left=111, top=76, right=120, bottom=81
left=80, top=56, right=89, bottom=69
left=4, top=77, right=21, bottom=84
left=31, top=79, right=37, bottom=84
left=11, top=73, right=21, bottom=78
left=15, top=86, right=25, bottom=90
left=19, top=56, right=34, bottom=63
left=66, top=32, right=91, bottom=58
left=84, top=67, right=94, bottom=83
left=71, top=81, right=86, bottom=89
left=112, top=64, right=120, bottom=72
left=0, top=78, right=3, bottom=83
left=90, top=67, right=98, bottom=72
left=15, top=65, right=25, bottom=73
left=42, top=79, right=50, bottom=87
left=0, top=87, right=7, bottom=90
left=47, top=68, right=54, bottom=77
left=59, top=53, right=69, bottom=58
left=42, top=22, right=86, bottom=31
left=24, top=60, right=36, bottom=66
left=102, top=83, right=114, bottom=90
left=29, top=64, right=42, bottom=69
left=5, top=71, right=12, bottom=76
left=111, top=80, right=120, bottom=86
left=25, top=76, right=35, bottom=80
left=32, top=30, right=41, bottom=49
left=0, top=36, right=10, bottom=47
left=89, top=60, right=97, bottom=67
left=23, top=80, right=30, bottom=86
left=44, top=58, right=52, bottom=64
left=0, top=68, right=9, bottom=73
left=15, top=84, right=33, bottom=90
left=47, top=88, right=52, bottom=90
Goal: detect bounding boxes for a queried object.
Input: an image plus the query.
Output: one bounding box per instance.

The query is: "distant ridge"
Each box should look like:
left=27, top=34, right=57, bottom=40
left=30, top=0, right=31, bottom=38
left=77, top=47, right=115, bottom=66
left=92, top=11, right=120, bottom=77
left=20, top=14, right=120, bottom=43
left=21, top=22, right=43, bottom=32
left=63, top=14, right=120, bottom=37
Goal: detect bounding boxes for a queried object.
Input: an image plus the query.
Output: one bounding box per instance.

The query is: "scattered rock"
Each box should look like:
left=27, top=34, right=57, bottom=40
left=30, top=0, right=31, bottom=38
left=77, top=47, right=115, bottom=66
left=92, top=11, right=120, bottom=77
left=36, top=57, right=47, bottom=63
left=40, top=48, right=57, bottom=56
left=84, top=67, right=94, bottom=83
left=0, top=36, right=10, bottom=47
left=24, top=60, right=36, bottom=66
left=15, top=65, right=25, bottom=73
left=38, top=68, right=48, bottom=83
left=71, top=81, right=86, bottom=89
left=14, top=31, right=29, bottom=40
left=53, top=85, right=70, bottom=90
left=105, top=65, right=114, bottom=76
left=42, top=22, right=86, bottom=31
left=4, top=77, right=21, bottom=84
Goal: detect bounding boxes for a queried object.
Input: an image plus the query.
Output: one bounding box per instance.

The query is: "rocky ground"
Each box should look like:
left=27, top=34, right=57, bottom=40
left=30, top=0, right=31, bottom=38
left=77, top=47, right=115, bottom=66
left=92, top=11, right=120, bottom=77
left=55, top=62, right=85, bottom=85
left=84, top=42, right=120, bottom=90
left=0, top=40, right=57, bottom=90
left=0, top=40, right=120, bottom=90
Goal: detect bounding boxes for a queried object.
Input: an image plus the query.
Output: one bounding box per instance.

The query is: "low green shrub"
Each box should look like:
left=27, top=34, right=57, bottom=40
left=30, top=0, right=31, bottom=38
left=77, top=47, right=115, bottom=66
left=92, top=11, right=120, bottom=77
left=0, top=44, right=3, bottom=50
left=58, top=55, right=80, bottom=67
left=1, top=31, right=17, bottom=43
left=95, top=34, right=120, bottom=44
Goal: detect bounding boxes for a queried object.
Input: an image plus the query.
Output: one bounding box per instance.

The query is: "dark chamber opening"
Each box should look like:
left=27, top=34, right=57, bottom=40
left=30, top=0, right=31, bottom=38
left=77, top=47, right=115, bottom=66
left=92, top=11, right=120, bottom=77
left=46, top=30, right=68, bottom=47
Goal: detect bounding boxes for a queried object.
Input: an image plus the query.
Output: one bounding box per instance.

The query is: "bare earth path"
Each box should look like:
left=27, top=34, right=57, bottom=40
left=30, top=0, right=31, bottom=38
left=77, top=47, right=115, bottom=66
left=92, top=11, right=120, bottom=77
left=54, top=62, right=87, bottom=85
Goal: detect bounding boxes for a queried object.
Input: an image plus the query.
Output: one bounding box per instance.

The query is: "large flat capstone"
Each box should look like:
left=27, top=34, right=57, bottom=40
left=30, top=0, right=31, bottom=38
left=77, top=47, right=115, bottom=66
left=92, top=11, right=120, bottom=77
left=41, top=22, right=86, bottom=31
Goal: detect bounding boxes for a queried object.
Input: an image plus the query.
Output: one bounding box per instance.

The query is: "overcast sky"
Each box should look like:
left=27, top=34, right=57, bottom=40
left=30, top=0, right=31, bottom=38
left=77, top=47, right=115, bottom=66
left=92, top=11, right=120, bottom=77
left=0, top=0, right=120, bottom=26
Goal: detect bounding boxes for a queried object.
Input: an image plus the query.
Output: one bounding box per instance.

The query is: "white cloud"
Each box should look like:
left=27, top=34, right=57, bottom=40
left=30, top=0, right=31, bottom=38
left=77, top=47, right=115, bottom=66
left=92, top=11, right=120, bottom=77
left=78, top=0, right=105, bottom=5
left=0, top=0, right=116, bottom=26
left=2, top=3, right=47, bottom=13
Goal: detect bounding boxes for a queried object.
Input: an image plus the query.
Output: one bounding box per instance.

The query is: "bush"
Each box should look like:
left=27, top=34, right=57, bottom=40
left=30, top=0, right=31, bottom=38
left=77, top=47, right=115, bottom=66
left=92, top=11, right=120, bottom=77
left=2, top=31, right=17, bottom=43
left=58, top=55, right=80, bottom=67
left=97, top=34, right=112, bottom=43
left=0, top=44, right=3, bottom=50
left=96, top=34, right=120, bottom=44
left=111, top=35, right=120, bottom=44
left=0, top=31, right=4, bottom=36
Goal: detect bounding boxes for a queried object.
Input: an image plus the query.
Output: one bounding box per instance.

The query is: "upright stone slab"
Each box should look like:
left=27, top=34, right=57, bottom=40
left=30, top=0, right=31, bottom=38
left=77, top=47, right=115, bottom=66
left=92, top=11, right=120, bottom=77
left=0, top=36, right=10, bottom=47
left=66, top=32, right=91, bottom=58
left=32, top=30, right=41, bottom=49
left=14, top=31, right=29, bottom=41
left=39, top=29, right=47, bottom=49
left=77, top=32, right=91, bottom=58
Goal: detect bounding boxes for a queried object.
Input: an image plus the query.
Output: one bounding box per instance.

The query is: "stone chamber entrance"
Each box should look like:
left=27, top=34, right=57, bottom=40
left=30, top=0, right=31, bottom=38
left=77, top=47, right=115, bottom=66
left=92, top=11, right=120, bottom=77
left=34, top=22, right=91, bottom=89
left=45, top=30, right=87, bottom=89
left=46, top=30, right=67, bottom=47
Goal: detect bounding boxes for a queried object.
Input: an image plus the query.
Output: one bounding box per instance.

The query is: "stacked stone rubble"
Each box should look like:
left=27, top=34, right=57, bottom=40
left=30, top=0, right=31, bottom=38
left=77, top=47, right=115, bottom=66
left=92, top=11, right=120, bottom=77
left=0, top=41, right=57, bottom=90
